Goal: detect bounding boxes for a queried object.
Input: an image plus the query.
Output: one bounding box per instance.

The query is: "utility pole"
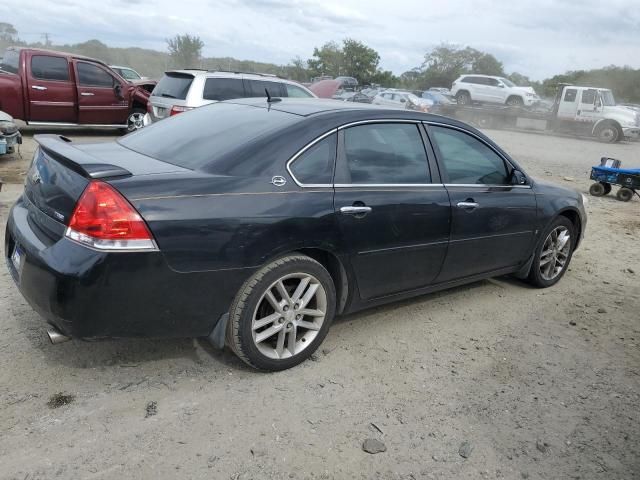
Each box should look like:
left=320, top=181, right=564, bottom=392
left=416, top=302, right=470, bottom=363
left=41, top=33, right=52, bottom=47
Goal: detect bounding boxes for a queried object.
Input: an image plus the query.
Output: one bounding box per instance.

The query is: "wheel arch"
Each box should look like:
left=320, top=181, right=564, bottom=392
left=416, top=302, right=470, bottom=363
left=592, top=118, right=623, bottom=139
left=505, top=94, right=524, bottom=104
left=556, top=207, right=583, bottom=249
left=295, top=248, right=350, bottom=315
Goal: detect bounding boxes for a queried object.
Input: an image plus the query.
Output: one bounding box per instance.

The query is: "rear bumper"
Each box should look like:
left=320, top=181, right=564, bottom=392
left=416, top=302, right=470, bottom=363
left=5, top=196, right=250, bottom=339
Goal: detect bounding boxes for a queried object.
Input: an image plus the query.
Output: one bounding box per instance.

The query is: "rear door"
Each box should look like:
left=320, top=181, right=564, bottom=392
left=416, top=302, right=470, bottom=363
left=26, top=54, right=76, bottom=123
left=334, top=121, right=451, bottom=300
left=427, top=123, right=537, bottom=282
left=75, top=61, right=129, bottom=125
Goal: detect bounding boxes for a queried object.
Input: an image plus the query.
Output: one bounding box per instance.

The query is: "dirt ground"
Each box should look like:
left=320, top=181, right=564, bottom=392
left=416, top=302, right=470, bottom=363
left=0, top=128, right=639, bottom=480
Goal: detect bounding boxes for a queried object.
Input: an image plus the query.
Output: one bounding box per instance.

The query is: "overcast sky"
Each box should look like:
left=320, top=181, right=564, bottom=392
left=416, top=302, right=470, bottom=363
left=3, top=0, right=640, bottom=80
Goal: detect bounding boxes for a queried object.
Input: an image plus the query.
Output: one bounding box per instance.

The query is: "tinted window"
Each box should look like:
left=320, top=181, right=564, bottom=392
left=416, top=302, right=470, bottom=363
left=431, top=126, right=509, bottom=184
left=245, top=80, right=283, bottom=98
left=119, top=102, right=298, bottom=170
left=581, top=89, right=597, bottom=104
left=486, top=78, right=500, bottom=86
left=31, top=55, right=69, bottom=81
left=564, top=89, right=577, bottom=102
left=77, top=62, right=114, bottom=87
left=286, top=84, right=313, bottom=98
left=343, top=123, right=430, bottom=184
left=203, top=78, right=245, bottom=100
left=290, top=133, right=336, bottom=184
left=154, top=73, right=193, bottom=100
left=0, top=49, right=19, bottom=74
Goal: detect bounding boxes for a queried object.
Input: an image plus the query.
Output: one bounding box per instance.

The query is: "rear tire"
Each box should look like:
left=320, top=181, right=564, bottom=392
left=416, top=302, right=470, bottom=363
left=456, top=91, right=471, bottom=105
left=589, top=182, right=606, bottom=196
left=506, top=96, right=524, bottom=107
left=226, top=254, right=336, bottom=371
left=616, top=187, right=634, bottom=202
left=527, top=216, right=575, bottom=288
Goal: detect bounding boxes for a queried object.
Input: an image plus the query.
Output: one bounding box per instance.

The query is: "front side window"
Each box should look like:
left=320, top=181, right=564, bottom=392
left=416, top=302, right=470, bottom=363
left=31, top=55, right=69, bottom=81
left=430, top=125, right=510, bottom=185
left=289, top=133, right=336, bottom=185
left=77, top=62, right=114, bottom=87
left=203, top=78, right=245, bottom=101
left=286, top=84, right=313, bottom=98
left=580, top=89, right=597, bottom=105
left=343, top=123, right=430, bottom=184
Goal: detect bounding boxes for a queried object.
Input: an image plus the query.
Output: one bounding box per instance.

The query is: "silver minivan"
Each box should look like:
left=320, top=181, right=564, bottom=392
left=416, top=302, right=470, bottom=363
left=148, top=70, right=316, bottom=122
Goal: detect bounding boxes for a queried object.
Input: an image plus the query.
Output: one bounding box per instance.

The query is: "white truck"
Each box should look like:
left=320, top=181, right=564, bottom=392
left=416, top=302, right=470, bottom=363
left=439, top=83, right=640, bottom=143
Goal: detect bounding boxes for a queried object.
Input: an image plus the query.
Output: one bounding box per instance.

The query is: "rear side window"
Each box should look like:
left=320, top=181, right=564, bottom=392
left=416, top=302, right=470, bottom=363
left=245, top=80, right=284, bottom=98
left=153, top=73, right=194, bottom=100
left=31, top=55, right=69, bottom=81
left=0, top=49, right=19, bottom=74
left=77, top=62, right=114, bottom=87
left=343, top=123, right=430, bottom=184
left=430, top=126, right=509, bottom=184
left=286, top=84, right=313, bottom=98
left=203, top=78, right=245, bottom=101
left=290, top=133, right=336, bottom=185
left=580, top=89, right=597, bottom=104
left=563, top=89, right=577, bottom=102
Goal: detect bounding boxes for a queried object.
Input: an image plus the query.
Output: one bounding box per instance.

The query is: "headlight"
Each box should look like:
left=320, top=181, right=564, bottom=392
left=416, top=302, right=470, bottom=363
left=526, top=93, right=534, bottom=97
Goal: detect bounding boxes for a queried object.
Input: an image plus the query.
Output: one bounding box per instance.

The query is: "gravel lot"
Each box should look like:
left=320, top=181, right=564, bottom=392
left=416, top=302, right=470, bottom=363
left=1, top=128, right=639, bottom=480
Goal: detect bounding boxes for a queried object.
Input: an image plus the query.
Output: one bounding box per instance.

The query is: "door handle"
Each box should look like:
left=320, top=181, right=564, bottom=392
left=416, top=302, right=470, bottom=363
left=456, top=201, right=479, bottom=209
left=80, top=92, right=95, bottom=96
left=340, top=206, right=372, bottom=215
left=31, top=85, right=47, bottom=91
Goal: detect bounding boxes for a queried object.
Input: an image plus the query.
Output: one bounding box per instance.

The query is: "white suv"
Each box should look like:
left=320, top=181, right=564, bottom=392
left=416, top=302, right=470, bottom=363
left=148, top=70, right=316, bottom=122
left=450, top=74, right=539, bottom=107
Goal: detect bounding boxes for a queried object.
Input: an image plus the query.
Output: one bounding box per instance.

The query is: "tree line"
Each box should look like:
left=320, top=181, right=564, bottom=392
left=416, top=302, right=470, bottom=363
left=2, top=22, right=640, bottom=103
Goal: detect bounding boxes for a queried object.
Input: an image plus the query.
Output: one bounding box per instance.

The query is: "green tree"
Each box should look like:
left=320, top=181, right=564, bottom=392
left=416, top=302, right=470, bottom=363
left=166, top=34, right=204, bottom=69
left=285, top=56, right=309, bottom=82
left=0, top=22, right=18, bottom=43
left=307, top=41, right=344, bottom=78
left=472, top=52, right=504, bottom=76
left=341, top=38, right=380, bottom=84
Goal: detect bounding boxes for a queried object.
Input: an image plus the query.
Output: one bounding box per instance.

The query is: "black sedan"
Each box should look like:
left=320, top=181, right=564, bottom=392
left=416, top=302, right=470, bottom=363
left=5, top=99, right=587, bottom=371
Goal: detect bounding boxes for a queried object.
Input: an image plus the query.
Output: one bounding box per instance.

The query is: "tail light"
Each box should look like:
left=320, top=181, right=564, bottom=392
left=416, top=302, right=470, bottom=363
left=65, top=181, right=157, bottom=251
left=169, top=105, right=193, bottom=116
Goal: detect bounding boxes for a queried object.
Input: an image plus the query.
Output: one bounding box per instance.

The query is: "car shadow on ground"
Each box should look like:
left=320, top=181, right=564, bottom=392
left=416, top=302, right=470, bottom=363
left=16, top=275, right=528, bottom=372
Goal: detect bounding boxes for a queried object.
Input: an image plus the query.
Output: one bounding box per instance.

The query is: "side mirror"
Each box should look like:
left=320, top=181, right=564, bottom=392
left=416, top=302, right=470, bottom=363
left=400, top=98, right=406, bottom=103
left=511, top=169, right=527, bottom=185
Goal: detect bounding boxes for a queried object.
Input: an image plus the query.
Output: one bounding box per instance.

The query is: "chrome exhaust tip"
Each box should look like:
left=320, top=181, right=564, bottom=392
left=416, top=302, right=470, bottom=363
left=47, top=326, right=71, bottom=345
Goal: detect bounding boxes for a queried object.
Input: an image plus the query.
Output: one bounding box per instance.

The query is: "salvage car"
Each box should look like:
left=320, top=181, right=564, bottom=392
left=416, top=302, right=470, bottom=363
left=148, top=70, right=315, bottom=122
left=5, top=99, right=586, bottom=371
left=373, top=90, right=432, bottom=112
left=451, top=74, right=540, bottom=107
left=0, top=47, right=151, bottom=132
left=110, top=65, right=147, bottom=81
left=0, top=109, right=21, bottom=155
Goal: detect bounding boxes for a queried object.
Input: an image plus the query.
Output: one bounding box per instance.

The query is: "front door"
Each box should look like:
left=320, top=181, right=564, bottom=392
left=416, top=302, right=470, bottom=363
left=427, top=124, right=537, bottom=282
left=334, top=122, right=451, bottom=300
left=26, top=54, right=76, bottom=123
left=74, top=61, right=129, bottom=125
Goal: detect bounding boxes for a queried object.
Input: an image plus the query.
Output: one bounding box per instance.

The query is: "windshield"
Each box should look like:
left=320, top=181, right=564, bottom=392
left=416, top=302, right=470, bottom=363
left=407, top=93, right=422, bottom=102
left=119, top=68, right=141, bottom=80
left=601, top=90, right=616, bottom=106
left=119, top=102, right=298, bottom=170
left=499, top=77, right=516, bottom=87
left=0, top=49, right=19, bottom=74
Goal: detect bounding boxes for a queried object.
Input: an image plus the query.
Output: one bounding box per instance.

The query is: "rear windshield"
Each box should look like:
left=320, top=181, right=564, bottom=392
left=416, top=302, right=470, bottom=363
left=152, top=73, right=194, bottom=100
left=0, top=49, right=19, bottom=74
left=119, top=102, right=298, bottom=170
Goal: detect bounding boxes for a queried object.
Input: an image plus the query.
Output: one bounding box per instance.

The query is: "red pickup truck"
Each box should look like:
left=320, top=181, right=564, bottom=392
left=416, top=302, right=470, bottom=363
left=0, top=47, right=151, bottom=132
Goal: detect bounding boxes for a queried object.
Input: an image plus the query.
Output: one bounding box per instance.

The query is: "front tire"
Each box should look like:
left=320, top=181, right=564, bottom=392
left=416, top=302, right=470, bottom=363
left=589, top=182, right=606, bottom=196
left=527, top=217, right=576, bottom=288
left=506, top=96, right=524, bottom=107
left=456, top=91, right=471, bottom=105
left=616, top=187, right=634, bottom=202
left=595, top=123, right=620, bottom=143
left=226, top=254, right=336, bottom=371
left=124, top=108, right=147, bottom=134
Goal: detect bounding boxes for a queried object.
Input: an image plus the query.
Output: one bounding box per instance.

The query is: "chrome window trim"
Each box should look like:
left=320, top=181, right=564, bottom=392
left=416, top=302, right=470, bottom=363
left=285, top=128, right=337, bottom=188
left=334, top=183, right=445, bottom=188
left=337, top=119, right=420, bottom=130
left=444, top=183, right=532, bottom=189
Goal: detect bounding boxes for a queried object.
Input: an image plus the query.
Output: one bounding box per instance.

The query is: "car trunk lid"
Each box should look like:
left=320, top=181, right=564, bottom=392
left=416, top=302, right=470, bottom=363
left=23, top=135, right=187, bottom=240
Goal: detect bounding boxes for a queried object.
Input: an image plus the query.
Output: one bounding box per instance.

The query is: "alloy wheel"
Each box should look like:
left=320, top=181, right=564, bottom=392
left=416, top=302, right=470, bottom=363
left=251, top=273, right=327, bottom=360
left=127, top=112, right=145, bottom=132
left=539, top=226, right=571, bottom=281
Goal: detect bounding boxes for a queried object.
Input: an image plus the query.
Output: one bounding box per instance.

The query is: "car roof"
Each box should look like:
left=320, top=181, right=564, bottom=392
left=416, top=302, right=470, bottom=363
left=6, top=46, right=109, bottom=66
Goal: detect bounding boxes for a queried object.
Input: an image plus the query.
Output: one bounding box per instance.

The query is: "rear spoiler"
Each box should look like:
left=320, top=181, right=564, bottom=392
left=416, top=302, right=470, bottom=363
left=34, top=135, right=132, bottom=179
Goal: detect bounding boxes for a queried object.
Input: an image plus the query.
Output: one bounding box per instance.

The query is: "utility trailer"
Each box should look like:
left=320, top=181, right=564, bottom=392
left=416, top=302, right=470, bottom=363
left=434, top=84, right=640, bottom=143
